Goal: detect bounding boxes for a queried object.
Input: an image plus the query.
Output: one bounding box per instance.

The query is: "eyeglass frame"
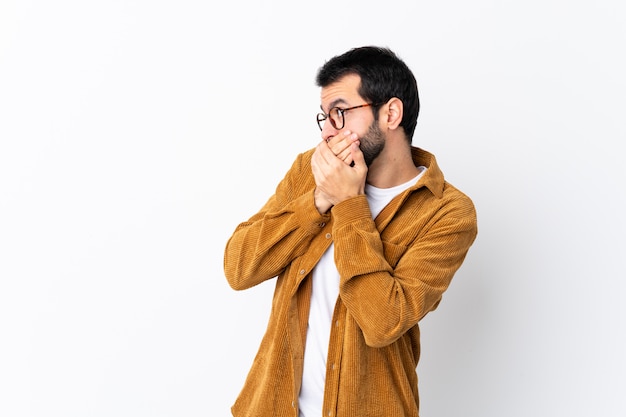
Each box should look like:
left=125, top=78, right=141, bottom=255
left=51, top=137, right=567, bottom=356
left=316, top=102, right=382, bottom=131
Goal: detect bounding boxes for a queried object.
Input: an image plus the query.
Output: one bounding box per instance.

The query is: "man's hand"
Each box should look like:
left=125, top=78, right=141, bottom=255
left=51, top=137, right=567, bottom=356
left=311, top=131, right=368, bottom=214
left=326, top=130, right=358, bottom=164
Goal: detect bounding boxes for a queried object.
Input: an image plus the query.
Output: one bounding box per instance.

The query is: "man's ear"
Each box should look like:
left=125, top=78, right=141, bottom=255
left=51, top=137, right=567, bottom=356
left=385, top=97, right=403, bottom=130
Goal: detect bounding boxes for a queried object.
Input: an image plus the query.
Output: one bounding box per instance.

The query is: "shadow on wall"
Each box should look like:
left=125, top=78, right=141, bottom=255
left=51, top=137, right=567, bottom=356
left=417, top=234, right=500, bottom=414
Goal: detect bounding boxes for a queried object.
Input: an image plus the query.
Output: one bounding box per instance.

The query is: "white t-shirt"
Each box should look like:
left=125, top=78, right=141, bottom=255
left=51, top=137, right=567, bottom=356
left=298, top=167, right=426, bottom=417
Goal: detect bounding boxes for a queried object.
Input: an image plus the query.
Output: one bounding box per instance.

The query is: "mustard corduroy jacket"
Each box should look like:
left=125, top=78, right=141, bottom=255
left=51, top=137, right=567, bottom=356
left=224, top=146, right=478, bottom=417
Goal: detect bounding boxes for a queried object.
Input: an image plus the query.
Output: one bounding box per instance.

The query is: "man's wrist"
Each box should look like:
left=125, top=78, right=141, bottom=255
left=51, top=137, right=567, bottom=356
left=314, top=188, right=333, bottom=214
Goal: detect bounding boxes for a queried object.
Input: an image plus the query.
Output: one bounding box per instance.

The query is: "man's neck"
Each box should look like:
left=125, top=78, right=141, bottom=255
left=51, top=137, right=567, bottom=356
left=366, top=146, right=420, bottom=189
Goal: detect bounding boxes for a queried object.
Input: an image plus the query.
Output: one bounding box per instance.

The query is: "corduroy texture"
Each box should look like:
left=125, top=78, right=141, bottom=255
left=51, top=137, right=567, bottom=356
left=224, top=147, right=478, bottom=417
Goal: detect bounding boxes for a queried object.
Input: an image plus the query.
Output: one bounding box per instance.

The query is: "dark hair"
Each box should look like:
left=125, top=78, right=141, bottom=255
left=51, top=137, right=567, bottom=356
left=316, top=46, right=420, bottom=141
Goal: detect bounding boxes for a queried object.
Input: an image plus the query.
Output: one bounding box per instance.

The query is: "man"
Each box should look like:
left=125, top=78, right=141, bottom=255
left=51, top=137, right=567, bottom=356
left=224, top=46, right=477, bottom=417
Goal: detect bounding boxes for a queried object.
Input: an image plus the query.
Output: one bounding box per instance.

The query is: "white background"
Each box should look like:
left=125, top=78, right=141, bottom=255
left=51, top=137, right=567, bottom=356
left=1, top=1, right=625, bottom=416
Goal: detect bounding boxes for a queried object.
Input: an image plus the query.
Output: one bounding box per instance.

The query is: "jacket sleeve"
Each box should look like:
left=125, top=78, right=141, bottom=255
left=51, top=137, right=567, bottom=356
left=224, top=150, right=330, bottom=291
left=333, top=192, right=478, bottom=348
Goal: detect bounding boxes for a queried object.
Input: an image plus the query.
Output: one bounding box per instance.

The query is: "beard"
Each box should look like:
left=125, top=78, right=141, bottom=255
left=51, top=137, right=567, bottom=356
left=359, top=121, right=386, bottom=167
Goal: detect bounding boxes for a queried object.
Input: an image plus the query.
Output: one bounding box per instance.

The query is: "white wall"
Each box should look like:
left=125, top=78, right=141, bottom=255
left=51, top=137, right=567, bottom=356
left=1, top=1, right=624, bottom=416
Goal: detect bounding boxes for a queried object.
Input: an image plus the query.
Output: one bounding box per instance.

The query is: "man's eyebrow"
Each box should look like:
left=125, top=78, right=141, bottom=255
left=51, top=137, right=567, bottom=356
left=320, top=98, right=348, bottom=112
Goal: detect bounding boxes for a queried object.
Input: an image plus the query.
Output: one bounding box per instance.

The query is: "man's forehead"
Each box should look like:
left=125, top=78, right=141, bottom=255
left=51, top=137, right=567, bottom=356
left=320, top=74, right=362, bottom=108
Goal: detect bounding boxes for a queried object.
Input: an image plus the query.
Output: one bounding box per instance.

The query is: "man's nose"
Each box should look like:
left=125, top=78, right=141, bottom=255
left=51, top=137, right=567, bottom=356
left=321, top=121, right=339, bottom=142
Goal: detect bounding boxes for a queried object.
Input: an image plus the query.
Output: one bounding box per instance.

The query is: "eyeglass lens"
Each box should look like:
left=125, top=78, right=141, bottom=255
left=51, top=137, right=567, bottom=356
left=317, top=108, right=343, bottom=130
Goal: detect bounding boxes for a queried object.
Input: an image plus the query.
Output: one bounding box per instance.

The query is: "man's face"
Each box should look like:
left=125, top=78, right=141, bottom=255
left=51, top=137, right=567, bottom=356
left=319, top=74, right=386, bottom=166
left=358, top=119, right=385, bottom=167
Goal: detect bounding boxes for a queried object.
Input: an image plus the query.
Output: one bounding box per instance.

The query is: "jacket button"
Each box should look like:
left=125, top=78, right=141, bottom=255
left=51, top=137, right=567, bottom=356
left=325, top=233, right=331, bottom=239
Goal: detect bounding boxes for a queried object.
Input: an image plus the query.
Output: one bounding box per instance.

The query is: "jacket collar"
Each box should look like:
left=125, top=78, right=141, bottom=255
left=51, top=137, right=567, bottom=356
left=411, top=147, right=445, bottom=198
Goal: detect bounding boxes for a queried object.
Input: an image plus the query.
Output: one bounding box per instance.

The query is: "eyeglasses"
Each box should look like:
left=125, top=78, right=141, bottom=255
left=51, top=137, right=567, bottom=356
left=316, top=103, right=380, bottom=131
